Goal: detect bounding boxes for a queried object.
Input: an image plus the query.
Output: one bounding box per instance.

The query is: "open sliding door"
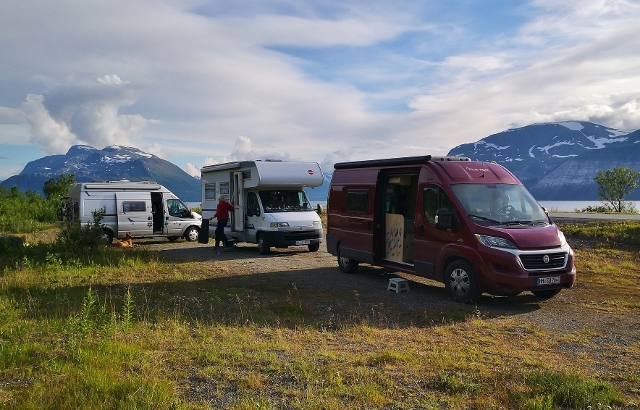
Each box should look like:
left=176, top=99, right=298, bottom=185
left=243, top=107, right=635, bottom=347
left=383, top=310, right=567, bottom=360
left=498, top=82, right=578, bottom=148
left=232, top=171, right=244, bottom=231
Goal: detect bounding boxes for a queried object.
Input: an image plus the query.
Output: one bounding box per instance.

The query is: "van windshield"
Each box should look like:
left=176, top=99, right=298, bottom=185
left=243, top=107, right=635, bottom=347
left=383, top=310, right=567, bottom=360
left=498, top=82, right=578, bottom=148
left=258, top=190, right=313, bottom=212
left=450, top=183, right=549, bottom=226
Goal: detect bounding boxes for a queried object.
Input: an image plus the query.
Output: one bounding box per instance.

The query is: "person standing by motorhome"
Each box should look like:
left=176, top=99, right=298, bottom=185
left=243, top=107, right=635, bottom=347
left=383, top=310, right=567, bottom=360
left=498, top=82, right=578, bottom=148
left=210, top=195, right=234, bottom=249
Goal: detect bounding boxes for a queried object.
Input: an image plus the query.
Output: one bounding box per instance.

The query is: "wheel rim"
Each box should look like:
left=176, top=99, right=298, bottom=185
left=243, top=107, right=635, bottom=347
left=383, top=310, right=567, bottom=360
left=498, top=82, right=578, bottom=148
left=188, top=229, right=198, bottom=241
left=449, top=268, right=470, bottom=295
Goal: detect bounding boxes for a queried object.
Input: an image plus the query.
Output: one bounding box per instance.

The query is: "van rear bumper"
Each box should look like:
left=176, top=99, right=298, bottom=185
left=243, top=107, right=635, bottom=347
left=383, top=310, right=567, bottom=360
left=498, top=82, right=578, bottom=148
left=262, top=229, right=323, bottom=247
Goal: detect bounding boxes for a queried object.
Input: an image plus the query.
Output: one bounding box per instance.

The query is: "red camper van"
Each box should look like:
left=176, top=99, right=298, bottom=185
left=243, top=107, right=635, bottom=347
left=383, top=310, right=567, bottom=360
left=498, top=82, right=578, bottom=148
left=325, top=155, right=576, bottom=302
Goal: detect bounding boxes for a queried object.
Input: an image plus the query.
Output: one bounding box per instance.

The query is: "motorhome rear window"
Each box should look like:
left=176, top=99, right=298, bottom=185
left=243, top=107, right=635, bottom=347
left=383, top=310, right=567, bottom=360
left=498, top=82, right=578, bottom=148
left=122, top=201, right=146, bottom=212
left=346, top=190, right=369, bottom=213
left=204, top=183, right=216, bottom=200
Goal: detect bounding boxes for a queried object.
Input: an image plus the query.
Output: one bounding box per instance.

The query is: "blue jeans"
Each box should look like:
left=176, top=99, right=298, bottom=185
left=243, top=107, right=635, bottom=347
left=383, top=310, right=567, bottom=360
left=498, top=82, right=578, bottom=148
left=215, top=219, right=228, bottom=247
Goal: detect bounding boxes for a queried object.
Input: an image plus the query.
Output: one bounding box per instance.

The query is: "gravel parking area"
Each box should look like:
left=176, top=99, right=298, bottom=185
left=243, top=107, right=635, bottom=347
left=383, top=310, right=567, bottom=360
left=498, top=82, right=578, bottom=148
left=137, top=232, right=639, bottom=343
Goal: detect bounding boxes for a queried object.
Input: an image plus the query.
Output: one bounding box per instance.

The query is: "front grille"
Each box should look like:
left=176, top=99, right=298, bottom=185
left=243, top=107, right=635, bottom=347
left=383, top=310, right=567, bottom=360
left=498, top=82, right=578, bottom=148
left=519, top=252, right=567, bottom=271
left=283, top=230, right=322, bottom=241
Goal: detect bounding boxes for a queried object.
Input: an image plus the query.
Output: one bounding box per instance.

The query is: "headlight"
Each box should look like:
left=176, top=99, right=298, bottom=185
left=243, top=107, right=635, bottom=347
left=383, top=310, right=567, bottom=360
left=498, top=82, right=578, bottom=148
left=475, top=234, right=517, bottom=249
left=270, top=222, right=290, bottom=228
left=557, top=229, right=567, bottom=246
left=313, top=220, right=321, bottom=227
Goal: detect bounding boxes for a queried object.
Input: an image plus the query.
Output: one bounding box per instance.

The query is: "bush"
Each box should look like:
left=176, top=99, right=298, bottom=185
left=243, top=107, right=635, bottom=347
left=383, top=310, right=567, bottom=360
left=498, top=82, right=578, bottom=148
left=54, top=207, right=108, bottom=259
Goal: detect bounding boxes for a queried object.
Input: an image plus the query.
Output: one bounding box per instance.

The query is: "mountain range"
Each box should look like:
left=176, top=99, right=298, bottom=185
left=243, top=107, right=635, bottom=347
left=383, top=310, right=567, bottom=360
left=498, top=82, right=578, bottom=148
left=447, top=121, right=640, bottom=200
left=1, top=145, right=202, bottom=202
left=2, top=121, right=640, bottom=202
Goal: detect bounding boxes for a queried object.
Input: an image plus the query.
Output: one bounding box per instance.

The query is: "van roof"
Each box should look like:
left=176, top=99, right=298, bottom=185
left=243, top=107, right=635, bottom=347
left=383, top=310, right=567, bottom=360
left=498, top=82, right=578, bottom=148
left=333, top=155, right=470, bottom=170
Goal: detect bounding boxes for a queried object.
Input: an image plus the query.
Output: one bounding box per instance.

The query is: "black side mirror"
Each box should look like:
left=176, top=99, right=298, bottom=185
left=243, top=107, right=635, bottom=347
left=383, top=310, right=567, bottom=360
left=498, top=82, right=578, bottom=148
left=435, top=208, right=454, bottom=230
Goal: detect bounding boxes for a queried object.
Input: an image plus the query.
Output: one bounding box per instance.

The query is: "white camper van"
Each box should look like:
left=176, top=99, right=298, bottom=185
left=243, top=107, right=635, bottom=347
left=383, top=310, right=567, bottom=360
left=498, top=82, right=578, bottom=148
left=201, top=160, right=324, bottom=254
left=57, top=181, right=202, bottom=243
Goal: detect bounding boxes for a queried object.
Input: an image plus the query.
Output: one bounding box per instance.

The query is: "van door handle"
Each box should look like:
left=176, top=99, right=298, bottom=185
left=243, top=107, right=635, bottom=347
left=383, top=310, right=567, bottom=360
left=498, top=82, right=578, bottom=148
left=418, top=225, right=424, bottom=235
left=148, top=216, right=152, bottom=220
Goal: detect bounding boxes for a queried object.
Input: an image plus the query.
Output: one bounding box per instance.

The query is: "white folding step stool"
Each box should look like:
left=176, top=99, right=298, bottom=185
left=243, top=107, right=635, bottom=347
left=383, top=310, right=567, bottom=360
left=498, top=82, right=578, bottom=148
left=387, top=278, right=409, bottom=293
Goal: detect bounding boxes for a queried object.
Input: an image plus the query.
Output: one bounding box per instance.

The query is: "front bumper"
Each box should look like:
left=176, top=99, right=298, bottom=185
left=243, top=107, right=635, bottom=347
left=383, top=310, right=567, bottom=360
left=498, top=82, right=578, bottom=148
left=262, top=229, right=324, bottom=247
left=477, top=244, right=576, bottom=296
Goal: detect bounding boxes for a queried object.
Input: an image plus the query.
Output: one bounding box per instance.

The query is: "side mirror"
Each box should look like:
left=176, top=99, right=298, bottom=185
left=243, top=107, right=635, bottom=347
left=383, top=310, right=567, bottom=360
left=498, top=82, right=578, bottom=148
left=316, top=203, right=324, bottom=214
left=435, top=208, right=454, bottom=230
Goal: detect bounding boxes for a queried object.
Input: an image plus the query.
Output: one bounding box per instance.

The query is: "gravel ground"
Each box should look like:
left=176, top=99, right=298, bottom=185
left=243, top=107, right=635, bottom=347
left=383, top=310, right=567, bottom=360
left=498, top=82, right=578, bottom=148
left=136, top=228, right=640, bottom=341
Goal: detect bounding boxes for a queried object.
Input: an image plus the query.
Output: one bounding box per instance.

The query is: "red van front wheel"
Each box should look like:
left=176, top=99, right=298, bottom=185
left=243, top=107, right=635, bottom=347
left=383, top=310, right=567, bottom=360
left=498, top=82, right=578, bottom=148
left=445, top=260, right=479, bottom=303
left=337, top=248, right=359, bottom=273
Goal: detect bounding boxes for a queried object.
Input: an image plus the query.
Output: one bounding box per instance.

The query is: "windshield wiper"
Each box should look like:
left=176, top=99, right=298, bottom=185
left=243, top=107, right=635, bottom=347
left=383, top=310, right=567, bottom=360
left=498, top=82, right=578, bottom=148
left=468, top=214, right=501, bottom=224
left=504, top=220, right=533, bottom=226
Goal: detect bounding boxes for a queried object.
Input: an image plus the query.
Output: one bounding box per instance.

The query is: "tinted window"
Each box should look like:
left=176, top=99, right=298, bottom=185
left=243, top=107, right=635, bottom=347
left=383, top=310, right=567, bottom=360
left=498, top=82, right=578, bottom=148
left=346, top=190, right=369, bottom=213
left=122, top=201, right=146, bottom=212
left=423, top=187, right=454, bottom=225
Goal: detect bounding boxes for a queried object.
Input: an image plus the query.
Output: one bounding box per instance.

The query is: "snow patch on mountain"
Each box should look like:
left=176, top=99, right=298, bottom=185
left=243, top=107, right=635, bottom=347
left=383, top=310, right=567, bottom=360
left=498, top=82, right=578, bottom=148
left=555, top=121, right=584, bottom=131
left=585, top=134, right=628, bottom=149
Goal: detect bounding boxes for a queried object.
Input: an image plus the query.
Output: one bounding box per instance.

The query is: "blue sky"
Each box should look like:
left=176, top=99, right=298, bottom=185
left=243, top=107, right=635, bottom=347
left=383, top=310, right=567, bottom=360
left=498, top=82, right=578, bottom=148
left=1, top=0, right=640, bottom=181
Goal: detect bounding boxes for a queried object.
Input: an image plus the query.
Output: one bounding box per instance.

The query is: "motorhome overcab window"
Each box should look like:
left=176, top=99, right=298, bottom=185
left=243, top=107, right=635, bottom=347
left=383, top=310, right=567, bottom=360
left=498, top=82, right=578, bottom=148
left=450, top=183, right=548, bottom=225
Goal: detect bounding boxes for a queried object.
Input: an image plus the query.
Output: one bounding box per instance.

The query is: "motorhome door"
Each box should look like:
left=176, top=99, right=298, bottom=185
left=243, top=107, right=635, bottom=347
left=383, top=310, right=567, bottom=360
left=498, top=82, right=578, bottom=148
left=115, top=192, right=153, bottom=237
left=232, top=171, right=244, bottom=231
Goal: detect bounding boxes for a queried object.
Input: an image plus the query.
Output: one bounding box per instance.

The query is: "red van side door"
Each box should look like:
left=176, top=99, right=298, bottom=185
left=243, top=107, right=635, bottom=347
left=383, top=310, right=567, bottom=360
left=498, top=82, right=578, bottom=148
left=413, top=184, right=460, bottom=278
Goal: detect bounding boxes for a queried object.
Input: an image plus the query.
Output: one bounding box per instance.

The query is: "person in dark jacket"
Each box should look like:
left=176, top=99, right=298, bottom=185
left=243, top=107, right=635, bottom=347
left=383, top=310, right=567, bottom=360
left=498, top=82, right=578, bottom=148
left=210, top=195, right=235, bottom=249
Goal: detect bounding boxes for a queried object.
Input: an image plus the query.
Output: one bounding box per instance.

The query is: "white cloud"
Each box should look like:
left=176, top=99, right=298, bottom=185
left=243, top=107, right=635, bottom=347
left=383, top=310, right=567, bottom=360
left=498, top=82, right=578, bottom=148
left=17, top=76, right=149, bottom=154
left=1, top=0, right=640, bottom=178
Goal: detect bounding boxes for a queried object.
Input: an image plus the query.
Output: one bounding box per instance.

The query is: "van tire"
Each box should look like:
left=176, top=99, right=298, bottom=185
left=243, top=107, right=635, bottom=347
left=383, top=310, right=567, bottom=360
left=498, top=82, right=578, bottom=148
left=445, top=260, right=479, bottom=303
left=308, top=243, right=320, bottom=252
left=103, top=229, right=114, bottom=244
left=258, top=234, right=270, bottom=254
left=337, top=248, right=359, bottom=273
left=184, top=227, right=199, bottom=242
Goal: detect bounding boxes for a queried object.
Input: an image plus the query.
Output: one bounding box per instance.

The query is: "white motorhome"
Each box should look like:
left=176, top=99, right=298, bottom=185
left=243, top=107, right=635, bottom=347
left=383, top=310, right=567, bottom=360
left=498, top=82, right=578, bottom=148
left=57, top=181, right=202, bottom=243
left=201, top=160, right=324, bottom=254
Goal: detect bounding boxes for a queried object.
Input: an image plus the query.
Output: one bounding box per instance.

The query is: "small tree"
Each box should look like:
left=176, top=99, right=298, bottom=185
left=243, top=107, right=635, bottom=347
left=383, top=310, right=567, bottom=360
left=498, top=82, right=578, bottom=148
left=594, top=166, right=640, bottom=213
left=43, top=174, right=76, bottom=201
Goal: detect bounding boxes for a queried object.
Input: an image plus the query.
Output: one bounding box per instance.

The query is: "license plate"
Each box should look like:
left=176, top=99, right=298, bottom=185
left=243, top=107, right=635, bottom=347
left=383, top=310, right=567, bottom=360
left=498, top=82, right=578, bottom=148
left=536, top=276, right=560, bottom=286
left=295, top=240, right=311, bottom=245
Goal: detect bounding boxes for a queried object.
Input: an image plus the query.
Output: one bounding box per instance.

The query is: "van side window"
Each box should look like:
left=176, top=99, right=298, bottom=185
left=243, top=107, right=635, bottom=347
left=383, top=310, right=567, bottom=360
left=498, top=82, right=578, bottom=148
left=423, top=187, right=453, bottom=225
left=167, top=199, right=189, bottom=217
left=345, top=190, right=368, bottom=213
left=122, top=201, right=146, bottom=212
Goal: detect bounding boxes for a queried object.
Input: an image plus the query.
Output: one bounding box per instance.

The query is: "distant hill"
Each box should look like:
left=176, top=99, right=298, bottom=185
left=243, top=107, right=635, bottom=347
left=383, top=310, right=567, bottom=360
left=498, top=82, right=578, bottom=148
left=448, top=121, right=640, bottom=200
left=1, top=145, right=202, bottom=202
